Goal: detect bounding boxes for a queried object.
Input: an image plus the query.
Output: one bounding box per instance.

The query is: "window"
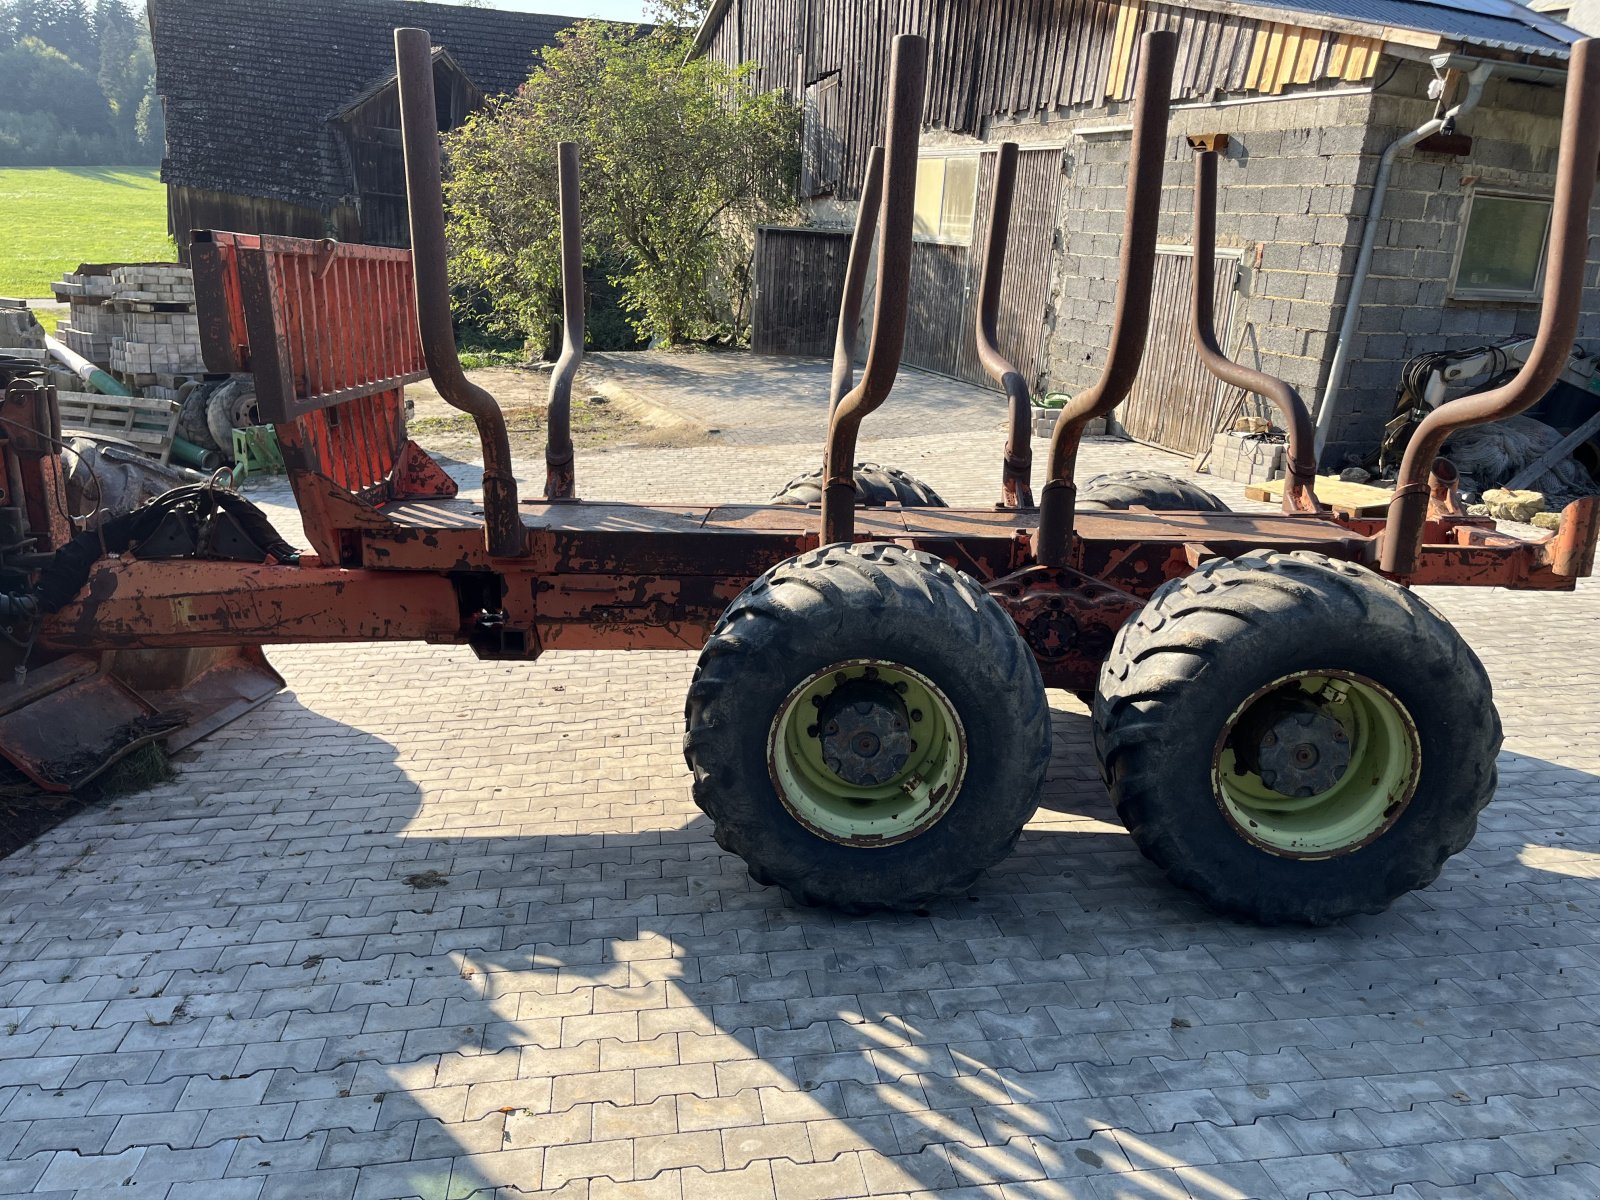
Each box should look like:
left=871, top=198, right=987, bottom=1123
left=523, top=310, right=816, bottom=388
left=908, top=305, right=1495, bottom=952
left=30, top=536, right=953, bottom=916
left=1450, top=190, right=1552, bottom=301
left=912, top=155, right=978, bottom=244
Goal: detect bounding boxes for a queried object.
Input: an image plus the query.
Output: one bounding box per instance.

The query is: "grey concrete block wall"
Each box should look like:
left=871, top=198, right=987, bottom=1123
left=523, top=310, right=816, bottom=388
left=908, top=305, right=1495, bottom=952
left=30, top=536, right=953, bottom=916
left=1042, top=88, right=1374, bottom=449
left=1318, top=62, right=1598, bottom=466
left=810, top=55, right=1600, bottom=471
left=1030, top=58, right=1600, bottom=470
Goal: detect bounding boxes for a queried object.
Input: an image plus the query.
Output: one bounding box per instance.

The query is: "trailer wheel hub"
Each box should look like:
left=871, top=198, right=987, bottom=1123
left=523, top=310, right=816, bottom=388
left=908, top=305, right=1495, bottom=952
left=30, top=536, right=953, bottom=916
left=1256, top=706, right=1351, bottom=797
left=817, top=681, right=913, bottom=786
left=769, top=660, right=966, bottom=846
left=1213, top=671, right=1420, bottom=858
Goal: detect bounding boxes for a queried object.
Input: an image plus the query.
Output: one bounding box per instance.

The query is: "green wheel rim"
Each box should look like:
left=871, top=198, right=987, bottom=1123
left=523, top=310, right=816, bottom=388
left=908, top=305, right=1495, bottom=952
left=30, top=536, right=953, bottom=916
left=768, top=659, right=967, bottom=846
left=1212, top=670, right=1420, bottom=859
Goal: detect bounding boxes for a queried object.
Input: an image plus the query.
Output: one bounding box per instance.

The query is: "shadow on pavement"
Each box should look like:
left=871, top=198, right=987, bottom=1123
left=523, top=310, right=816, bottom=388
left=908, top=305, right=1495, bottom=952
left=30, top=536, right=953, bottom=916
left=1, top=678, right=1597, bottom=1200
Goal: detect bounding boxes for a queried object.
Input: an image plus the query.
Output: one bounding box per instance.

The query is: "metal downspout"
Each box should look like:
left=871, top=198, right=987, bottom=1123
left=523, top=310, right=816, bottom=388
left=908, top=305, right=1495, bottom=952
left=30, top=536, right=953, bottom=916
left=1313, top=63, right=1494, bottom=462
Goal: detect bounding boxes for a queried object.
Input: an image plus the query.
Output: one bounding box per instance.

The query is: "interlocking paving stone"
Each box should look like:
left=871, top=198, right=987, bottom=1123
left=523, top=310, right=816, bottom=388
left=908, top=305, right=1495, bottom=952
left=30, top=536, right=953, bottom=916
left=1, top=353, right=1598, bottom=1198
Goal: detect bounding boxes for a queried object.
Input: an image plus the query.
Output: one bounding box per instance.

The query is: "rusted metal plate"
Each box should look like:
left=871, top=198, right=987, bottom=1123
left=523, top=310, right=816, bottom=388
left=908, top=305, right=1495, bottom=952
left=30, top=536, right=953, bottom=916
left=42, top=560, right=463, bottom=650
left=0, top=668, right=166, bottom=791
left=108, top=646, right=285, bottom=753
left=533, top=573, right=748, bottom=651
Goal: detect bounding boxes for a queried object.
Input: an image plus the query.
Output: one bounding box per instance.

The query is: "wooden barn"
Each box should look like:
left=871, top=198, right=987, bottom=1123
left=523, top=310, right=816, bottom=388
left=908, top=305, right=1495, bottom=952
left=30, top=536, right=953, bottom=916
left=145, top=0, right=580, bottom=256
left=699, top=0, right=1592, bottom=467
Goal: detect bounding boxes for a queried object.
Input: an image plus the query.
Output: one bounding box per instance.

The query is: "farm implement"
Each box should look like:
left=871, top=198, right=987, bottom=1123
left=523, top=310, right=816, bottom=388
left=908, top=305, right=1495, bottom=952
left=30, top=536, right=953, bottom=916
left=1, top=29, right=1597, bottom=923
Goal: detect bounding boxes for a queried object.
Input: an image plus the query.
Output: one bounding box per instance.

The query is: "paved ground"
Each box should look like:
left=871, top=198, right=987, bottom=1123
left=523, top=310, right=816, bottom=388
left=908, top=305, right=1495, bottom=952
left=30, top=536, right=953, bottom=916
left=1, top=353, right=1598, bottom=1200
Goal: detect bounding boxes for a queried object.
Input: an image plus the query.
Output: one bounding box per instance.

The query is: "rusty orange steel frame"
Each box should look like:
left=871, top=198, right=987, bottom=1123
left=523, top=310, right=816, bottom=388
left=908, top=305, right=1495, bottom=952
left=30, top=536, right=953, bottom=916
left=35, top=29, right=1600, bottom=696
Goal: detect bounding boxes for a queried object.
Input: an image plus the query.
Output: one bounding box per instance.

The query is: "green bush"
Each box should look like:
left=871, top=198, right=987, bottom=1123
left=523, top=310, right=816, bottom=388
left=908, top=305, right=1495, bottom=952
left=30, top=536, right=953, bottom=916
left=445, top=18, right=799, bottom=349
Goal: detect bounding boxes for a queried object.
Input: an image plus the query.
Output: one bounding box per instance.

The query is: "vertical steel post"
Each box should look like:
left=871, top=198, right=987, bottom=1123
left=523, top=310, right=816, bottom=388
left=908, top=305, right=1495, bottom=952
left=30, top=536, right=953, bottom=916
left=546, top=140, right=583, bottom=500
left=1033, top=30, right=1176, bottom=569
left=976, top=142, right=1034, bottom=509
left=819, top=35, right=925, bottom=546
left=1381, top=37, right=1600, bottom=576
left=394, top=27, right=525, bottom=557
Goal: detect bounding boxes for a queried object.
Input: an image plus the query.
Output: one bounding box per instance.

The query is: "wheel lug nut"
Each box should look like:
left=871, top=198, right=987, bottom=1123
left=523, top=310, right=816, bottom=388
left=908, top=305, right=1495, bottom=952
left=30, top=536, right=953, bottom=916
left=910, top=709, right=923, bottom=722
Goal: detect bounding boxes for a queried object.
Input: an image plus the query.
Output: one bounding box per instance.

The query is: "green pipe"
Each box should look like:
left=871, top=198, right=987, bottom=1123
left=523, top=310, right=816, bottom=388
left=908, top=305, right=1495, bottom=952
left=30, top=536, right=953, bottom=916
left=170, top=435, right=227, bottom=472
left=44, top=334, right=133, bottom=397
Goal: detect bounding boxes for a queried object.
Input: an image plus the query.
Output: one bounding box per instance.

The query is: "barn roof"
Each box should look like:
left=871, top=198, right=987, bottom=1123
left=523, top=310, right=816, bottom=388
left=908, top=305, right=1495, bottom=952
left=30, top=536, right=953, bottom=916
left=1265, top=0, right=1576, bottom=56
left=147, top=0, right=578, bottom=212
left=693, top=0, right=1577, bottom=60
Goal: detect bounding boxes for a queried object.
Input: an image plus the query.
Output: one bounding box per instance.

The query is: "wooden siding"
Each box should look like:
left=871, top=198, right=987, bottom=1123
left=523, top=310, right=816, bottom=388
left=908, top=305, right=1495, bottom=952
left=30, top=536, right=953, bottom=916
left=1116, top=248, right=1238, bottom=455
left=751, top=226, right=853, bottom=354
left=168, top=186, right=357, bottom=262
left=751, top=146, right=1061, bottom=386
left=708, top=0, right=1381, bottom=198
left=905, top=146, right=1062, bottom=386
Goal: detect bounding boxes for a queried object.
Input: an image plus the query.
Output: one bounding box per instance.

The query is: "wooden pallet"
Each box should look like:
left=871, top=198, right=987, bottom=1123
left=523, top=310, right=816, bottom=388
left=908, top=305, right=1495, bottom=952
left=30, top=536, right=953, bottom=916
left=58, top=392, right=180, bottom=463
left=1245, top=474, right=1394, bottom=517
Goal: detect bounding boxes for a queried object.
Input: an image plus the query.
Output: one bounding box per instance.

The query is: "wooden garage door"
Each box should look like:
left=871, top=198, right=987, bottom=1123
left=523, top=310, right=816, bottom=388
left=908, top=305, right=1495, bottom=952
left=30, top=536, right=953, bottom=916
left=1116, top=248, right=1240, bottom=455
left=903, top=146, right=1063, bottom=391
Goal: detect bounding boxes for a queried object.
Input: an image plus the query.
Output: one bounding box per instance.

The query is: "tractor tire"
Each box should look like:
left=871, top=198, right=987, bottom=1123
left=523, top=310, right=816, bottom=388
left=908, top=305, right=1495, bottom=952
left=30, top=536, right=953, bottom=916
left=1094, top=550, right=1499, bottom=925
left=684, top=541, right=1049, bottom=910
left=205, top=378, right=258, bottom=453
left=177, top=381, right=222, bottom=451
left=770, top=462, right=947, bottom=508
left=1078, top=469, right=1229, bottom=513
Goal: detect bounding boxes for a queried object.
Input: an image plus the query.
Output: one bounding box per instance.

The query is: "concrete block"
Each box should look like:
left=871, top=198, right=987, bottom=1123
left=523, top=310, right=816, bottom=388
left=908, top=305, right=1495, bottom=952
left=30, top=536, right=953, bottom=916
left=1210, top=431, right=1285, bottom=485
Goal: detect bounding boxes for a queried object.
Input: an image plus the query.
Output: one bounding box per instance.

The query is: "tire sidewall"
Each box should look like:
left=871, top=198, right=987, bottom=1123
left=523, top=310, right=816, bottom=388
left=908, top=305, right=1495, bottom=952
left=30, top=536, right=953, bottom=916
left=700, top=557, right=1045, bottom=905
left=1105, top=587, right=1495, bottom=920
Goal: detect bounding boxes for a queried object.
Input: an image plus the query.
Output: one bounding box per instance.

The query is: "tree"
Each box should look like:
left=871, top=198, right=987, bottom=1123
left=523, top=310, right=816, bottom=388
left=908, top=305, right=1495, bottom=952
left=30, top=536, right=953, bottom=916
left=8, top=0, right=94, bottom=66
left=644, top=0, right=709, bottom=30
left=94, top=0, right=150, bottom=141
left=444, top=19, right=799, bottom=347
left=0, top=36, right=109, bottom=133
left=0, top=0, right=158, bottom=164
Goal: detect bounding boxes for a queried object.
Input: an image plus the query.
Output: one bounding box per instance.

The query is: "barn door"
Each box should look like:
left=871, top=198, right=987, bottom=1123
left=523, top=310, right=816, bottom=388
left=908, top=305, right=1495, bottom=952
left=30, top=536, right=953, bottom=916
left=901, top=147, right=1063, bottom=389
left=1115, top=248, right=1240, bottom=455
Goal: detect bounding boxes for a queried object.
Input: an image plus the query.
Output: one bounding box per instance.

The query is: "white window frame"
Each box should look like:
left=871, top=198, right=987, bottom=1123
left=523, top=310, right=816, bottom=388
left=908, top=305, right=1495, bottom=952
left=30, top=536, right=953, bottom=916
left=1449, top=188, right=1553, bottom=303
left=912, top=154, right=980, bottom=247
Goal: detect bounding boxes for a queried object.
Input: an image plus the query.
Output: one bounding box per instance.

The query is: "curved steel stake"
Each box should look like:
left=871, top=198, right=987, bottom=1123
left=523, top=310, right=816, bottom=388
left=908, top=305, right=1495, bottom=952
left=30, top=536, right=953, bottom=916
left=395, top=27, right=524, bottom=557
left=1382, top=37, right=1600, bottom=576
left=829, top=146, right=886, bottom=416
left=820, top=35, right=925, bottom=547
left=1189, top=142, right=1319, bottom=514
left=1033, top=30, right=1176, bottom=569
left=976, top=142, right=1034, bottom=510
left=546, top=140, right=583, bottom=501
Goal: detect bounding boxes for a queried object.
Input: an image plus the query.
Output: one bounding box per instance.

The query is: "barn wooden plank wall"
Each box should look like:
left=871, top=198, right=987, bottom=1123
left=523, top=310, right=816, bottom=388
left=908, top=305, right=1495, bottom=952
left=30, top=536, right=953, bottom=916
left=168, top=186, right=353, bottom=261
left=753, top=147, right=1062, bottom=386
left=1117, top=249, right=1239, bottom=455
left=707, top=0, right=1382, bottom=197
left=751, top=226, right=853, bottom=354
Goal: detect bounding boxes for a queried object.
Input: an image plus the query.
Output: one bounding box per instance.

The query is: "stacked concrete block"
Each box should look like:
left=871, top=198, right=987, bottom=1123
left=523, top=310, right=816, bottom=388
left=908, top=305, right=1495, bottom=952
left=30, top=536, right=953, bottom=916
left=0, top=299, right=47, bottom=361
left=104, top=265, right=206, bottom=389
left=51, top=270, right=118, bottom=370
left=109, top=263, right=196, bottom=306
left=50, top=264, right=207, bottom=391
left=110, top=309, right=205, bottom=380
left=1210, top=431, right=1285, bottom=485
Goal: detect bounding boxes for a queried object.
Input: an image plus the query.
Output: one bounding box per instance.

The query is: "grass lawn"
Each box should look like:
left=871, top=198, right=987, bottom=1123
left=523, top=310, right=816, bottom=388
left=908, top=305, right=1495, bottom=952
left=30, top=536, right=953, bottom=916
left=0, top=166, right=173, bottom=299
